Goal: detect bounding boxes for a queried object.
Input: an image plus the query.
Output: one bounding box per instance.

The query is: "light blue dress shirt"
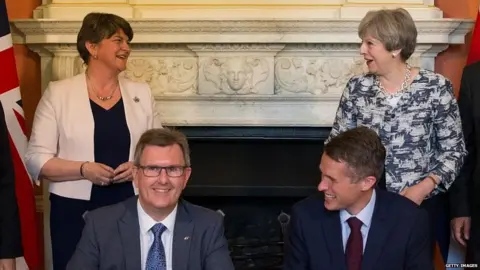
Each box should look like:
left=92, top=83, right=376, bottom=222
left=339, top=189, right=377, bottom=253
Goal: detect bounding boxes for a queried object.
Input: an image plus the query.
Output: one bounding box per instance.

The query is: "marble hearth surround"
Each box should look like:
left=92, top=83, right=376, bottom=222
left=9, top=1, right=474, bottom=269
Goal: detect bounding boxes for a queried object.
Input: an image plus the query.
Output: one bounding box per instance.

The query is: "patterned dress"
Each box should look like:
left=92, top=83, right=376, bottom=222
left=327, top=69, right=467, bottom=198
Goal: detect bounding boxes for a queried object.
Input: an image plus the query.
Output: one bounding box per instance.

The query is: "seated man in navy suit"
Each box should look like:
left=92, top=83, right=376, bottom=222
left=283, top=126, right=433, bottom=270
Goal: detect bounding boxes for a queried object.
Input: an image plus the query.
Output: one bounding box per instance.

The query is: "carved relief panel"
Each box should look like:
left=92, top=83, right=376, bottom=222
left=122, top=58, right=198, bottom=96
left=65, top=44, right=422, bottom=98
left=274, top=55, right=422, bottom=95
left=188, top=44, right=284, bottom=96
left=274, top=57, right=367, bottom=95
left=72, top=50, right=198, bottom=96
left=199, top=57, right=271, bottom=95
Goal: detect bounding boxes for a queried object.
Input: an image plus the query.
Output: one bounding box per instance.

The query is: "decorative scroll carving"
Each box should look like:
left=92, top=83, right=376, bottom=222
left=274, top=56, right=422, bottom=95
left=274, top=58, right=309, bottom=94
left=201, top=57, right=270, bottom=95
left=70, top=56, right=198, bottom=95
left=124, top=59, right=155, bottom=83
left=275, top=58, right=363, bottom=95
left=123, top=58, right=198, bottom=95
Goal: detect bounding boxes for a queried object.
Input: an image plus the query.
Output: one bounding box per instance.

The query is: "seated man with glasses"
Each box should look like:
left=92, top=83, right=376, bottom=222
left=67, top=128, right=235, bottom=270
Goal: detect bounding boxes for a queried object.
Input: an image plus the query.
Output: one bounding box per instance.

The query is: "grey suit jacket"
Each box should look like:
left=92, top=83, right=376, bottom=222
left=66, top=196, right=235, bottom=270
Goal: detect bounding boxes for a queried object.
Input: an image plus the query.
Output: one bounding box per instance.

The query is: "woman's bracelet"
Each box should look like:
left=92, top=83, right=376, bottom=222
left=80, top=161, right=89, bottom=178
left=426, top=175, right=439, bottom=187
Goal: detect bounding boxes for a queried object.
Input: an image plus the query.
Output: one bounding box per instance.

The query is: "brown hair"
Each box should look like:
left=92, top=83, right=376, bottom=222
left=324, top=126, right=385, bottom=182
left=76, top=12, right=134, bottom=64
left=358, top=8, right=417, bottom=61
left=134, top=128, right=191, bottom=167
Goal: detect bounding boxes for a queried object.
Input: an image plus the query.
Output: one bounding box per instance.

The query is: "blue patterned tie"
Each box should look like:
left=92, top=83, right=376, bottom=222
left=146, top=223, right=167, bottom=270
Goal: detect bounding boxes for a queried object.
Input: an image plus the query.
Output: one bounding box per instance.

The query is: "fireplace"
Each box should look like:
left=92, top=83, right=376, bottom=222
left=176, top=126, right=329, bottom=269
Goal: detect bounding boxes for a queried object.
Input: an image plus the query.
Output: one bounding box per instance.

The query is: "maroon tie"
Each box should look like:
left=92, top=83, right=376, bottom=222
left=346, top=217, right=363, bottom=270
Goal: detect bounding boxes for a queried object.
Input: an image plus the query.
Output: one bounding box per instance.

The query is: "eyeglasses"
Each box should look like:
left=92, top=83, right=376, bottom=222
left=137, top=165, right=188, bottom=177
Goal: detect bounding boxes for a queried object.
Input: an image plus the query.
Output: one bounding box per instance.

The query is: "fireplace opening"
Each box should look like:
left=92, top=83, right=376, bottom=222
left=185, top=196, right=300, bottom=269
left=175, top=126, right=330, bottom=269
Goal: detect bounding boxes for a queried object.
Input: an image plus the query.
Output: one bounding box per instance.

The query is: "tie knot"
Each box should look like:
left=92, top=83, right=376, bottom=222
left=347, top=217, right=363, bottom=231
left=150, top=223, right=167, bottom=237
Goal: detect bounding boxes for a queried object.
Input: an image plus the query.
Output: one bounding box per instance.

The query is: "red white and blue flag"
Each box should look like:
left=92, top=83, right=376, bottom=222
left=0, top=0, right=40, bottom=269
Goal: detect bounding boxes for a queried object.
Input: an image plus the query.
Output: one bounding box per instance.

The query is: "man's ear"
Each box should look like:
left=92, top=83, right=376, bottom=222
left=361, top=176, right=377, bottom=191
left=182, top=167, right=192, bottom=189
left=132, top=166, right=139, bottom=187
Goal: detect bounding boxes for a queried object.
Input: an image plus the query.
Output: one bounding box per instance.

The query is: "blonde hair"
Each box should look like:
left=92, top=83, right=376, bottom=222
left=358, top=8, right=417, bottom=61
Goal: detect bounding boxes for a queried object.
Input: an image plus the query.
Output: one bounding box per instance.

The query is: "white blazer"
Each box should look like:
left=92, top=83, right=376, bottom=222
left=25, top=73, right=163, bottom=200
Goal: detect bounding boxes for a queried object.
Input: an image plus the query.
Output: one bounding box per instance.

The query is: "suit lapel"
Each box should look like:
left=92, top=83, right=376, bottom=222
left=172, top=201, right=194, bottom=270
left=322, top=209, right=347, bottom=270
left=362, top=190, right=392, bottom=270
left=118, top=197, right=142, bottom=269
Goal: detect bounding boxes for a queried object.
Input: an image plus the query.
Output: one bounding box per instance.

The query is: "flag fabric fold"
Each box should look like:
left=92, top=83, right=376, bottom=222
left=0, top=0, right=40, bottom=269
left=467, top=7, right=480, bottom=65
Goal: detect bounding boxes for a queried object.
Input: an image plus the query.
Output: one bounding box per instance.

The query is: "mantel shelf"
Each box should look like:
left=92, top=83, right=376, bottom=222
left=10, top=18, right=474, bottom=44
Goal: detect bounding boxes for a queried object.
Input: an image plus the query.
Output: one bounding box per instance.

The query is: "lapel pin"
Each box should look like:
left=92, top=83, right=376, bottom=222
left=184, top=236, right=190, bottom=240
left=133, top=96, right=140, bottom=103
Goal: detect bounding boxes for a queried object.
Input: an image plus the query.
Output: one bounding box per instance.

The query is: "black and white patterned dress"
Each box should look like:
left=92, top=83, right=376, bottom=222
left=327, top=69, right=467, bottom=198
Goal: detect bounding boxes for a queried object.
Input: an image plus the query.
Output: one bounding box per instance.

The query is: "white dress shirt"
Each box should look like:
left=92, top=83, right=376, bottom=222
left=339, top=189, right=376, bottom=253
left=137, top=200, right=177, bottom=270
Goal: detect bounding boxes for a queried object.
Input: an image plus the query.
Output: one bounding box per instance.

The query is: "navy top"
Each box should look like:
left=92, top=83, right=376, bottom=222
left=89, top=99, right=134, bottom=209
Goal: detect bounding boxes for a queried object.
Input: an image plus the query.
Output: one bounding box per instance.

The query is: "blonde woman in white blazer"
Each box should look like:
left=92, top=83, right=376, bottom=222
left=25, top=13, right=162, bottom=270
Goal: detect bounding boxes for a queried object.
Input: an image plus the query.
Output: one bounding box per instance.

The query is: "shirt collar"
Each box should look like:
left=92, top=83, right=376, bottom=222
left=137, top=198, right=178, bottom=235
left=339, top=189, right=376, bottom=228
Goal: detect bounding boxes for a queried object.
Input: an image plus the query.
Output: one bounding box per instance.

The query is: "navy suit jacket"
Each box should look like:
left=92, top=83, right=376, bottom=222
left=0, top=102, right=22, bottom=259
left=283, top=189, right=433, bottom=270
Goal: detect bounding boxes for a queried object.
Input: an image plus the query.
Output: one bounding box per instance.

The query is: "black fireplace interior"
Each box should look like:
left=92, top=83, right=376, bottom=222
left=174, top=126, right=331, bottom=269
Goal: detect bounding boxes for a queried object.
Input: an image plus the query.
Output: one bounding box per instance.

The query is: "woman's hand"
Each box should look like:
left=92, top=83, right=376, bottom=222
left=112, top=161, right=134, bottom=183
left=82, top=162, right=115, bottom=186
left=400, top=177, right=436, bottom=205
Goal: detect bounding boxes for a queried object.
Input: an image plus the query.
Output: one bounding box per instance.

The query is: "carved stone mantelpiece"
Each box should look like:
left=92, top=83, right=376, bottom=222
left=10, top=16, right=474, bottom=127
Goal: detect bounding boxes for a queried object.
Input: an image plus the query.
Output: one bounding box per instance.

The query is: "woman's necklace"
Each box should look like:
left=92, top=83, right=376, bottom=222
left=86, top=73, right=118, bottom=102
left=375, top=64, right=412, bottom=97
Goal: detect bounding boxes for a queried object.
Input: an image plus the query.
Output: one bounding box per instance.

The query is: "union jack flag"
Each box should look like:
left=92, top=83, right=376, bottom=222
left=0, top=0, right=40, bottom=269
